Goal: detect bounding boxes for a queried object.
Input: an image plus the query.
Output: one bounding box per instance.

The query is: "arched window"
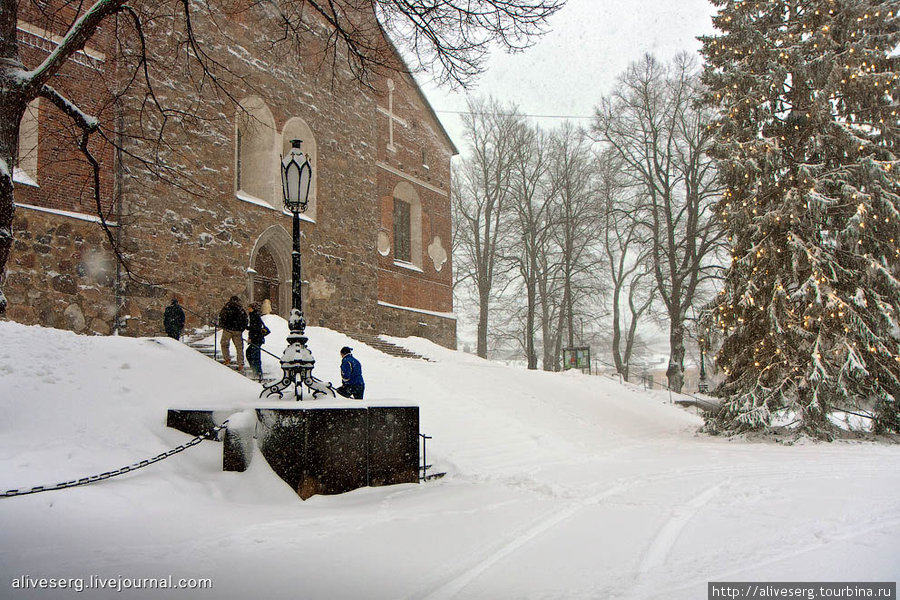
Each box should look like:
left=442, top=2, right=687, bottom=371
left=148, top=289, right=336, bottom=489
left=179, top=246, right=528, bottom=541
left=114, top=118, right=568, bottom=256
left=392, top=181, right=422, bottom=269
left=14, top=98, right=39, bottom=186
left=281, top=117, right=318, bottom=221
left=235, top=97, right=277, bottom=207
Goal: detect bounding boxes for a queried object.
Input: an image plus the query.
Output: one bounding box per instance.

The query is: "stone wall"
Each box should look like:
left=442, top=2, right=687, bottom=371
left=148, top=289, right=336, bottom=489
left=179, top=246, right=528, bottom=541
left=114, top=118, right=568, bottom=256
left=5, top=208, right=118, bottom=334
left=108, top=4, right=382, bottom=337
left=6, top=2, right=456, bottom=349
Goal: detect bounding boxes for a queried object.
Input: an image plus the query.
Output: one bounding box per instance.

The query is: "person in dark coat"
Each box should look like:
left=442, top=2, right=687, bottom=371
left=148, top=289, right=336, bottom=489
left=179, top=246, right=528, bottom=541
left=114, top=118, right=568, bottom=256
left=218, top=295, right=248, bottom=371
left=336, top=346, right=365, bottom=399
left=163, top=297, right=186, bottom=340
left=245, top=302, right=270, bottom=380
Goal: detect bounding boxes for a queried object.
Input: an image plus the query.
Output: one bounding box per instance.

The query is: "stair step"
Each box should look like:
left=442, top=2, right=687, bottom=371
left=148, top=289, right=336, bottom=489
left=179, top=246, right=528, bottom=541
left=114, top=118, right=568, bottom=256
left=184, top=338, right=271, bottom=383
left=184, top=328, right=216, bottom=344
left=349, top=334, right=431, bottom=361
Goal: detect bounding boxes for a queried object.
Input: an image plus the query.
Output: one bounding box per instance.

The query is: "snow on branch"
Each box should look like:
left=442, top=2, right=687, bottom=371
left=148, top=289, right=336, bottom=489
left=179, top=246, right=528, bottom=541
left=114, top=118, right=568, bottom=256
left=38, top=86, right=98, bottom=132
left=25, top=0, right=126, bottom=93
left=34, top=84, right=133, bottom=278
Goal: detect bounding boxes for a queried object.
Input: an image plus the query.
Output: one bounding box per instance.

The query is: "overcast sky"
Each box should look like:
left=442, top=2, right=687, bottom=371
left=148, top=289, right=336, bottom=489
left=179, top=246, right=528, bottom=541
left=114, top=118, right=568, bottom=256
left=414, top=0, right=720, bottom=346
left=418, top=0, right=719, bottom=154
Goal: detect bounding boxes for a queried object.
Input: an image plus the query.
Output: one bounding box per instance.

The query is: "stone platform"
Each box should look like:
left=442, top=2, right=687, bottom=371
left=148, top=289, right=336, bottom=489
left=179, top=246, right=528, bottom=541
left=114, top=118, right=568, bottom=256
left=167, top=404, right=419, bottom=500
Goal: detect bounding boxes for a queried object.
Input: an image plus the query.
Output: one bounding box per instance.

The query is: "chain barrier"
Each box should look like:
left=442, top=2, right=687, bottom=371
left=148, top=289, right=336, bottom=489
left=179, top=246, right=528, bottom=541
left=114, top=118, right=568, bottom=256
left=1, top=421, right=229, bottom=499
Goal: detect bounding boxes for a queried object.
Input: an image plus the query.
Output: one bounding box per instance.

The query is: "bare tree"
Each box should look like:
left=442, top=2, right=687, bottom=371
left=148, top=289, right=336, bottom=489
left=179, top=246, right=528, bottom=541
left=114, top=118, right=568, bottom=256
left=503, top=121, right=551, bottom=369
left=596, top=149, right=654, bottom=381
left=0, top=0, right=564, bottom=314
left=452, top=96, right=522, bottom=358
left=537, top=231, right=564, bottom=370
left=545, top=122, right=600, bottom=364
left=592, top=54, right=725, bottom=392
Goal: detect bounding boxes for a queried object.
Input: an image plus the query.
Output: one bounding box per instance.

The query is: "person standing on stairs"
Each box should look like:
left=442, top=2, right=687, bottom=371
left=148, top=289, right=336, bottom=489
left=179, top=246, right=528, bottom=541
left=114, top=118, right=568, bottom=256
left=218, top=296, right=248, bottom=372
left=245, top=302, right=270, bottom=381
left=163, top=297, right=185, bottom=340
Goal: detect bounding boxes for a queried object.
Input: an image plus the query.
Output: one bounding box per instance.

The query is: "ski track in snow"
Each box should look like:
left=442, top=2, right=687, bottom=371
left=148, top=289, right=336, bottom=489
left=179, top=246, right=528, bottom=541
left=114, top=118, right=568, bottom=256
left=636, top=482, right=725, bottom=576
left=413, top=480, right=636, bottom=600
left=657, top=516, right=900, bottom=600
left=409, top=466, right=736, bottom=599
left=406, top=459, right=896, bottom=600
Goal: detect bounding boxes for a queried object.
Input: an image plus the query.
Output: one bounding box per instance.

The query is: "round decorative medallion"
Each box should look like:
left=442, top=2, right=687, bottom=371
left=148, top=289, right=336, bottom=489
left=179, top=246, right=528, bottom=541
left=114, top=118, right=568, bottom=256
left=377, top=231, right=391, bottom=256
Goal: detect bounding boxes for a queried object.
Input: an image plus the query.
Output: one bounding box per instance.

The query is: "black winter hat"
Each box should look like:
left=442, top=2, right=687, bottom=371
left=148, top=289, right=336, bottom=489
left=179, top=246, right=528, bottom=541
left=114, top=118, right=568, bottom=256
left=340, top=346, right=353, bottom=355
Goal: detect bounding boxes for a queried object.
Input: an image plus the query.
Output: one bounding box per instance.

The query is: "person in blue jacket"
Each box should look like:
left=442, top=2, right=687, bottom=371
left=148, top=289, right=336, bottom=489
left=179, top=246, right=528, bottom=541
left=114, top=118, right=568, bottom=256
left=336, top=346, right=365, bottom=399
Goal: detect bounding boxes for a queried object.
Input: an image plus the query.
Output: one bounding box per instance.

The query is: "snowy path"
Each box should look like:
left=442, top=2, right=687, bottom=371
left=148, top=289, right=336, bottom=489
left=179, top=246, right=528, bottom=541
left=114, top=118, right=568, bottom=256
left=1, top=321, right=899, bottom=599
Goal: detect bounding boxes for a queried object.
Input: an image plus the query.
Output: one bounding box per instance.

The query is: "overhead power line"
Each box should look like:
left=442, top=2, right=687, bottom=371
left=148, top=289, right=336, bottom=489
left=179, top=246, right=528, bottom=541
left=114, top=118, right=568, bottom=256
left=434, top=109, right=593, bottom=120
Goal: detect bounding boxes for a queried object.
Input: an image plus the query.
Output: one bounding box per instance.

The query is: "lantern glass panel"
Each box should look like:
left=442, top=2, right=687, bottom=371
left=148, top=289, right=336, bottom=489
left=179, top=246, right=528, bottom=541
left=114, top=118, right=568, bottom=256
left=297, top=161, right=311, bottom=210
left=281, top=150, right=311, bottom=212
left=282, top=160, right=299, bottom=210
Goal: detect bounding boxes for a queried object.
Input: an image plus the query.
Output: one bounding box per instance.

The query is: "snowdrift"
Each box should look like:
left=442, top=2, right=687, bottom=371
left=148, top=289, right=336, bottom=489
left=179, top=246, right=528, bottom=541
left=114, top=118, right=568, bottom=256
left=1, top=320, right=898, bottom=600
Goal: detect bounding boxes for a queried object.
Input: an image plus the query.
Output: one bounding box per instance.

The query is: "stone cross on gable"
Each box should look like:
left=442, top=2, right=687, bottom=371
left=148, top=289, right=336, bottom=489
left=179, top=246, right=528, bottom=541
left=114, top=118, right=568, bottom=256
left=378, top=78, right=407, bottom=152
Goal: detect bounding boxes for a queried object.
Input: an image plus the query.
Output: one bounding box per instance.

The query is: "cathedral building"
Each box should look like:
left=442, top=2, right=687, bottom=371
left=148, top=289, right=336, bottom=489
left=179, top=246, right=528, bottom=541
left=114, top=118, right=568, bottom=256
left=7, top=2, right=457, bottom=348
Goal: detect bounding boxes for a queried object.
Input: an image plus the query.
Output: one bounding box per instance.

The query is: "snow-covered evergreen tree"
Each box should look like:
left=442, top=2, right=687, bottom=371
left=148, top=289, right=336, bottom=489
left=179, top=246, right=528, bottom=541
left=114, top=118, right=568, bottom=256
left=700, top=0, right=900, bottom=437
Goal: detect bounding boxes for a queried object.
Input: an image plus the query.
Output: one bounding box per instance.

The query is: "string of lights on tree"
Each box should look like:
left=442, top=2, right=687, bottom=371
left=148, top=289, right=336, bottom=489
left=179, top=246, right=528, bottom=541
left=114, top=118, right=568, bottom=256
left=698, top=0, right=900, bottom=437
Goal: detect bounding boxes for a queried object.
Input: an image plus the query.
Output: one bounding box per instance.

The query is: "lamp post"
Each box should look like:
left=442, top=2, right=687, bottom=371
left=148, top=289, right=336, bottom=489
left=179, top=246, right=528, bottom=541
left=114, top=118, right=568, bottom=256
left=260, top=140, right=334, bottom=401
left=698, top=332, right=709, bottom=393
left=282, top=139, right=311, bottom=314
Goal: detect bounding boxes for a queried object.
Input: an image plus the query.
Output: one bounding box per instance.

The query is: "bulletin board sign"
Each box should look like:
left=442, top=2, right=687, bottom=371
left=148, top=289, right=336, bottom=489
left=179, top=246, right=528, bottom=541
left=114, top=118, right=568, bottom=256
left=562, top=347, right=591, bottom=374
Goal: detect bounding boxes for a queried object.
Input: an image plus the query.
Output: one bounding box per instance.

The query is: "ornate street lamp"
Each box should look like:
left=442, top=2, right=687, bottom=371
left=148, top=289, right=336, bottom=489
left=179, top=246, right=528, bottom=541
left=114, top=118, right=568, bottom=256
left=261, top=140, right=334, bottom=401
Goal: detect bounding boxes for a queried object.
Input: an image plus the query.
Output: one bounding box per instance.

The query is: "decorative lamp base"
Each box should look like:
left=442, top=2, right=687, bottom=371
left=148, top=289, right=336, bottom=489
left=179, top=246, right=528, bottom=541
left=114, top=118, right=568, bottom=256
left=260, top=309, right=335, bottom=401
left=260, top=367, right=336, bottom=401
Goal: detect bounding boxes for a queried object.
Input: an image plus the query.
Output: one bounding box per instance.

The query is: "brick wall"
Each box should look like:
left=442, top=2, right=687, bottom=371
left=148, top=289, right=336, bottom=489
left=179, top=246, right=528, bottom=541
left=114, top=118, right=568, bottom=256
left=15, top=3, right=116, bottom=216
left=372, top=70, right=457, bottom=347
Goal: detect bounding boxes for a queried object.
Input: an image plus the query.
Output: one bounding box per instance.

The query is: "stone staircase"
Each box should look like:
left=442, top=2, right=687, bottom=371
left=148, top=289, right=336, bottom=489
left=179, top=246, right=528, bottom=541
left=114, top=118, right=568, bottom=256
left=183, top=328, right=432, bottom=384
left=184, top=327, right=218, bottom=359
left=183, top=327, right=272, bottom=382
left=348, top=333, right=432, bottom=362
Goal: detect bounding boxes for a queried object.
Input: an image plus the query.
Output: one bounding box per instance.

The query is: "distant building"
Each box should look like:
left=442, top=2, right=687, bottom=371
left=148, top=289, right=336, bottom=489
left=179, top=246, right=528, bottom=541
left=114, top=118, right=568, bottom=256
left=7, top=3, right=457, bottom=348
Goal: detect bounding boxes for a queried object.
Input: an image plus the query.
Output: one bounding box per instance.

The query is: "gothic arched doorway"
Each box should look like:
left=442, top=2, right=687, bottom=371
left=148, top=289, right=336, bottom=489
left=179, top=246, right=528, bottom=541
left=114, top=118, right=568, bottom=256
left=248, top=226, right=292, bottom=318
left=253, top=246, right=280, bottom=315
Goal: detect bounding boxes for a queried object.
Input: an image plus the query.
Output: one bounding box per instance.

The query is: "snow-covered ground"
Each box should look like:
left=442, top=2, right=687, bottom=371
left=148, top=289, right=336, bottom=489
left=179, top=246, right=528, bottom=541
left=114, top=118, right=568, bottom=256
left=1, top=318, right=898, bottom=599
